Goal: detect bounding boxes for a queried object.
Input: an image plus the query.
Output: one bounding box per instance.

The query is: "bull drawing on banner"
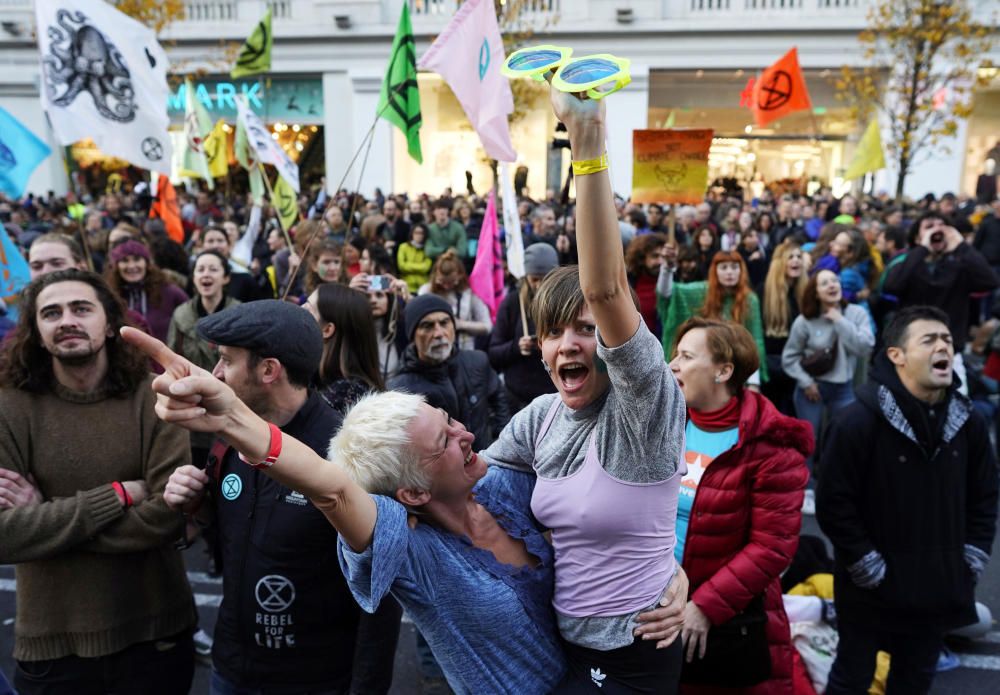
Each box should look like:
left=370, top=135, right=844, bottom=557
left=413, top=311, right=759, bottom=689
left=654, top=162, right=687, bottom=191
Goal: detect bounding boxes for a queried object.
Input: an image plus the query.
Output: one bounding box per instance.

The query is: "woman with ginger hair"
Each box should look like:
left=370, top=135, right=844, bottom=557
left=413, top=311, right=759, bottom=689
left=668, top=317, right=810, bottom=691
left=760, top=240, right=809, bottom=414
left=658, top=250, right=768, bottom=383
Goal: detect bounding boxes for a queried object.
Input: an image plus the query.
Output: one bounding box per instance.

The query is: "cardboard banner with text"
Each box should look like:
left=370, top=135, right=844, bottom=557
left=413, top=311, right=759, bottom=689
left=631, top=129, right=714, bottom=205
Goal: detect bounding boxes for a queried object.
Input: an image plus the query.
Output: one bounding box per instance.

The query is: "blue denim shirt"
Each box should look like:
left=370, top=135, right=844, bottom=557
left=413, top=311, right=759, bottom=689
left=338, top=466, right=565, bottom=694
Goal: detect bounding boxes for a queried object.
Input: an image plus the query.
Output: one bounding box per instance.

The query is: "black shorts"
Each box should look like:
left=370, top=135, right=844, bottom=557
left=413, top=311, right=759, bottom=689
left=554, top=635, right=682, bottom=694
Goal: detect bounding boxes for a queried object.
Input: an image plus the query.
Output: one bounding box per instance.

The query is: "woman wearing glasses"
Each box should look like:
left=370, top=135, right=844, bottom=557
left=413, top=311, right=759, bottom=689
left=123, top=78, right=687, bottom=695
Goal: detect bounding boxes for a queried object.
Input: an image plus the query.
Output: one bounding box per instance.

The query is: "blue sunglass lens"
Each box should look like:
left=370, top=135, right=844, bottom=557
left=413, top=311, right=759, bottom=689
left=559, top=59, right=619, bottom=84
left=509, top=50, right=564, bottom=72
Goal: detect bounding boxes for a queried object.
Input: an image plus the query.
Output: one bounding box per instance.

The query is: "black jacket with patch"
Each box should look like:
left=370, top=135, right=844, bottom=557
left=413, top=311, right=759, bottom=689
left=817, top=353, right=999, bottom=632
left=209, top=391, right=400, bottom=693
left=389, top=344, right=510, bottom=450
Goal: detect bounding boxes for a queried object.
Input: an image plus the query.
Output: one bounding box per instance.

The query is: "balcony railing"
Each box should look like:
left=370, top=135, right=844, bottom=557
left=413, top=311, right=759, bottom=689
left=408, top=0, right=560, bottom=18
left=686, top=0, right=862, bottom=9
left=683, top=0, right=861, bottom=17
left=181, top=0, right=292, bottom=23
left=184, top=1, right=238, bottom=22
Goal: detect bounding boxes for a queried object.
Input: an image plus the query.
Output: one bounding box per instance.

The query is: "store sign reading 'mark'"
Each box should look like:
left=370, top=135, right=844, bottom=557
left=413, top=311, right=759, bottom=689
left=169, top=82, right=264, bottom=113
left=166, top=77, right=324, bottom=124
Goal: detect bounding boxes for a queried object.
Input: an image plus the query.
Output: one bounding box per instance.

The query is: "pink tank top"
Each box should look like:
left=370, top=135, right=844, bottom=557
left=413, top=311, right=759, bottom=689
left=530, top=398, right=683, bottom=618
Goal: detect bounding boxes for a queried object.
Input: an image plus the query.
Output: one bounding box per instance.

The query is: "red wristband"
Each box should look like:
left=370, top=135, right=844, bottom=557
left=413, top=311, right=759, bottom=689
left=111, top=481, right=132, bottom=508
left=238, top=422, right=282, bottom=469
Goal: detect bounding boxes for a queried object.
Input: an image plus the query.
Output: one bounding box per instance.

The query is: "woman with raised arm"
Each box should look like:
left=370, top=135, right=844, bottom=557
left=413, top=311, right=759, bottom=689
left=124, top=84, right=688, bottom=695
left=121, top=327, right=686, bottom=695
left=479, top=86, right=688, bottom=692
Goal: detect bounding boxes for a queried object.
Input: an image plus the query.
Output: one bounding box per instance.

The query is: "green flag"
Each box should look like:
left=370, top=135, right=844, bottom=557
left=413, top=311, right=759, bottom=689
left=231, top=9, right=272, bottom=79
left=377, top=4, right=422, bottom=164
left=179, top=78, right=215, bottom=188
left=235, top=118, right=265, bottom=205
left=272, top=174, right=299, bottom=233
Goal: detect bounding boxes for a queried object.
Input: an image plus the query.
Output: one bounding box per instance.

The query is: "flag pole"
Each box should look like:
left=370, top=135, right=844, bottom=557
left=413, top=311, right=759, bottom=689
left=279, top=123, right=377, bottom=301
left=269, top=77, right=412, bottom=299
left=808, top=110, right=822, bottom=141
left=258, top=163, right=294, bottom=250
left=48, top=130, right=95, bottom=271
left=77, top=215, right=97, bottom=273
left=518, top=291, right=529, bottom=338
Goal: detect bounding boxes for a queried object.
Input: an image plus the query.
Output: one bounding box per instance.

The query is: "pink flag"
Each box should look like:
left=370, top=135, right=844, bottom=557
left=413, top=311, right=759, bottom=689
left=417, top=0, right=516, bottom=162
left=469, top=190, right=505, bottom=320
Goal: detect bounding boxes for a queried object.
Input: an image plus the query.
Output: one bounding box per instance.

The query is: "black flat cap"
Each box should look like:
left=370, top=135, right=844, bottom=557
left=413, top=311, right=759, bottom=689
left=197, top=300, right=322, bottom=378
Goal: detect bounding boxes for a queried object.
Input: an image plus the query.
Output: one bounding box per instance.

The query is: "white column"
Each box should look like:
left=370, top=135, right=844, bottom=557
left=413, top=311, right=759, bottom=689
left=897, top=119, right=969, bottom=199
left=347, top=71, right=393, bottom=199
left=604, top=64, right=649, bottom=198
left=322, top=70, right=393, bottom=199
left=322, top=72, right=353, bottom=196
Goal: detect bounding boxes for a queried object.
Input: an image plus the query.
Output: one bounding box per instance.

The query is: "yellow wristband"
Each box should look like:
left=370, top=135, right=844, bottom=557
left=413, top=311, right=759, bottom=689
left=572, top=152, right=608, bottom=177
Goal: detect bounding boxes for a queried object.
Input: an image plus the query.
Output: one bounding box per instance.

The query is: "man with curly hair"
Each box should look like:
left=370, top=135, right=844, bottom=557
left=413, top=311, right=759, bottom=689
left=0, top=269, right=196, bottom=695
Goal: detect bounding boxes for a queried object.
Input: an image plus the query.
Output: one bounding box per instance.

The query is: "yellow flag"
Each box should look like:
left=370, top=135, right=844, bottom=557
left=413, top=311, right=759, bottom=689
left=231, top=9, right=272, bottom=79
left=272, top=174, right=299, bottom=233
left=205, top=119, right=229, bottom=178
left=843, top=119, right=885, bottom=180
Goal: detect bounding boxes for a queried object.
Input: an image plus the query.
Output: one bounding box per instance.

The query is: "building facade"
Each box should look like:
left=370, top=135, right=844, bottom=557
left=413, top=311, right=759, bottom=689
left=0, top=0, right=997, bottom=200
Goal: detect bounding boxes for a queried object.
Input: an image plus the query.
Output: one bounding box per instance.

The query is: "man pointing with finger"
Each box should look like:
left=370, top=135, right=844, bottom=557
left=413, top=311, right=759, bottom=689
left=162, top=299, right=401, bottom=695
left=0, top=269, right=197, bottom=695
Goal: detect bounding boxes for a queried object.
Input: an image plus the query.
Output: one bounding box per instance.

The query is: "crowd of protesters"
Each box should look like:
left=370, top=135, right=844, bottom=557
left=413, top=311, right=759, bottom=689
left=1, top=97, right=1000, bottom=694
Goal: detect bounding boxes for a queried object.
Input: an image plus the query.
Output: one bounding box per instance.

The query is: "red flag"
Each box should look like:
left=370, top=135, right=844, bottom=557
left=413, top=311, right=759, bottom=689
left=149, top=175, right=184, bottom=244
left=751, top=48, right=812, bottom=127
left=468, top=190, right=505, bottom=320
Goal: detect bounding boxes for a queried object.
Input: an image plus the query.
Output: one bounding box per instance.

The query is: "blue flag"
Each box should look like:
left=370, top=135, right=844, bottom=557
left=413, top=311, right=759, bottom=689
left=0, top=221, right=30, bottom=321
left=0, top=106, right=52, bottom=199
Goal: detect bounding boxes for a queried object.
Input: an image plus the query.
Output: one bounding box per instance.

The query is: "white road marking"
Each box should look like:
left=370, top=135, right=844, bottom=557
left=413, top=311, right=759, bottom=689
left=186, top=571, right=223, bottom=585
left=2, top=567, right=221, bottom=584
left=1, top=577, right=221, bottom=608
left=956, top=653, right=1000, bottom=671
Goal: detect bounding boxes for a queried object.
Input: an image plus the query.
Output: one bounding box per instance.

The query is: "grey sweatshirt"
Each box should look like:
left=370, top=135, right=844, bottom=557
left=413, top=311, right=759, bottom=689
left=781, top=304, right=875, bottom=388
left=481, top=322, right=687, bottom=650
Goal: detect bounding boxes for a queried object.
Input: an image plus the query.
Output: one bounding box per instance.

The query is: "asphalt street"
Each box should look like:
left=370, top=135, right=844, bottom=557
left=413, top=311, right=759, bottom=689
left=2, top=516, right=999, bottom=693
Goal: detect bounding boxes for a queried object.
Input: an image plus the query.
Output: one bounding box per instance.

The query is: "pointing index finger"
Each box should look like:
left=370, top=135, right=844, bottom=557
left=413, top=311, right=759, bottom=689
left=120, top=327, right=182, bottom=371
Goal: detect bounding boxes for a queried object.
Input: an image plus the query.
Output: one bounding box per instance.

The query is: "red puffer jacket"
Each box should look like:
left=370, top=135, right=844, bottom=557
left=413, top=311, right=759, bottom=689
left=681, top=390, right=813, bottom=695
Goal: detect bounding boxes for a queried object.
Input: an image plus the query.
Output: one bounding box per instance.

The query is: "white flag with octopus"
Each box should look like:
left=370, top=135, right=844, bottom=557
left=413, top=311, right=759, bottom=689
left=34, top=0, right=173, bottom=173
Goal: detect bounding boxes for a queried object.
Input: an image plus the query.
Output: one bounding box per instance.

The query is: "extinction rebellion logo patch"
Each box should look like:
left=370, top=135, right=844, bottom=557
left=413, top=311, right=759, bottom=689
left=221, top=473, right=242, bottom=501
